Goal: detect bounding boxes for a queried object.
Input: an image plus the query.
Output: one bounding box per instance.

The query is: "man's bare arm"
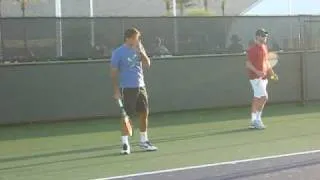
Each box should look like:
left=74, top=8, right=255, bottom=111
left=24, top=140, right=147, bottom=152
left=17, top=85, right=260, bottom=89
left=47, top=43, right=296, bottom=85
left=138, top=42, right=151, bottom=68
left=246, top=60, right=258, bottom=74
left=140, top=51, right=151, bottom=68
left=110, top=67, right=120, bottom=99
left=246, top=60, right=265, bottom=77
left=266, top=60, right=275, bottom=76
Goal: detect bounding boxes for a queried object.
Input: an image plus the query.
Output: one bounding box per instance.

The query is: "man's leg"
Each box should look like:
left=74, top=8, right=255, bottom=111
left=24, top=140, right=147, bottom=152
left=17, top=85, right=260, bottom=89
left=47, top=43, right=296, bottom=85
left=251, top=97, right=260, bottom=123
left=120, top=88, right=138, bottom=154
left=139, top=111, right=148, bottom=142
left=256, top=79, right=268, bottom=122
left=250, top=79, right=261, bottom=124
left=250, top=79, right=267, bottom=129
left=137, top=87, right=157, bottom=151
left=256, top=96, right=267, bottom=121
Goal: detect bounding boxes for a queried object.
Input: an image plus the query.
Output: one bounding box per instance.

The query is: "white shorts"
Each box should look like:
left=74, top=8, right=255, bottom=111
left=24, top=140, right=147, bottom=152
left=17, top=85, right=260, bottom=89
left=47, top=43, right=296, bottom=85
left=250, top=79, right=268, bottom=98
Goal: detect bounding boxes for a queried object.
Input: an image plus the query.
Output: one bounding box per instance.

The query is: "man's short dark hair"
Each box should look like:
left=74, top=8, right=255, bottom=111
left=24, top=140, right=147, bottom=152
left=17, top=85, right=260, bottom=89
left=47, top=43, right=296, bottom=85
left=124, top=28, right=140, bottom=41
left=255, top=28, right=268, bottom=37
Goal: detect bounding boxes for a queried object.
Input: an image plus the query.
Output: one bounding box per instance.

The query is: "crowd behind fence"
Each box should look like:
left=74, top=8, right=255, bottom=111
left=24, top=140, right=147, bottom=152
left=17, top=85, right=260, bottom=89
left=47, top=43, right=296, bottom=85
left=1, top=16, right=320, bottom=62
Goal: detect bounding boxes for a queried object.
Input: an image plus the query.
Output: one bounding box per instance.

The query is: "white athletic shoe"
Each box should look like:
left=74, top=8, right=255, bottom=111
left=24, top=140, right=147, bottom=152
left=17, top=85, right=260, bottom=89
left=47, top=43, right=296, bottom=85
left=249, top=120, right=266, bottom=130
left=249, top=121, right=256, bottom=129
left=139, top=141, right=158, bottom=151
left=120, top=144, right=131, bottom=155
left=254, top=120, right=266, bottom=129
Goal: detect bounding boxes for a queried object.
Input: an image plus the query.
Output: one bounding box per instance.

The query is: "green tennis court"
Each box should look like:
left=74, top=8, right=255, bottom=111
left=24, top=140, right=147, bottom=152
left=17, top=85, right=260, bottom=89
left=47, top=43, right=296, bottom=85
left=1, top=103, right=320, bottom=180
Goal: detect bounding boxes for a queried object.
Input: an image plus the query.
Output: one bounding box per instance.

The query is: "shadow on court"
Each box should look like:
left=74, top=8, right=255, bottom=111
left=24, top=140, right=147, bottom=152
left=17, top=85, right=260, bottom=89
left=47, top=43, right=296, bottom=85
left=0, top=128, right=251, bottom=163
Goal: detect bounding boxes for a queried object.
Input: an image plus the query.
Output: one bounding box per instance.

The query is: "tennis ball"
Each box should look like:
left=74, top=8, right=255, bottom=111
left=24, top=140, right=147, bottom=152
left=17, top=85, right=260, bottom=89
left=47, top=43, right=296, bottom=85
left=270, top=75, right=278, bottom=81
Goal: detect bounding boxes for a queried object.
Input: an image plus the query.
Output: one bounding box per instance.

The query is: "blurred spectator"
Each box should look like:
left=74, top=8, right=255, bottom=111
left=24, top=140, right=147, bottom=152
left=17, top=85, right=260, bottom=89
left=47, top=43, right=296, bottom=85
left=271, top=40, right=281, bottom=51
left=92, top=43, right=110, bottom=58
left=151, top=37, right=171, bottom=57
left=228, top=34, right=244, bottom=53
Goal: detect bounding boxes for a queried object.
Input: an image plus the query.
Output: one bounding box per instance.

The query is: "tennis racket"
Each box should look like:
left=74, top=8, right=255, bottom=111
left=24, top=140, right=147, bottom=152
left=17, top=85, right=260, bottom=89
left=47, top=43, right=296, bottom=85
left=268, top=52, right=279, bottom=68
left=268, top=52, right=279, bottom=81
left=117, top=99, right=133, bottom=137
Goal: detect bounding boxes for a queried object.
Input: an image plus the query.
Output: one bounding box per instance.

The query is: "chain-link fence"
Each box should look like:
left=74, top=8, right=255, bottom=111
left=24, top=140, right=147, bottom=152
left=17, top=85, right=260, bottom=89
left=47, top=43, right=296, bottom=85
left=0, top=16, right=319, bottom=62
left=0, top=18, right=56, bottom=62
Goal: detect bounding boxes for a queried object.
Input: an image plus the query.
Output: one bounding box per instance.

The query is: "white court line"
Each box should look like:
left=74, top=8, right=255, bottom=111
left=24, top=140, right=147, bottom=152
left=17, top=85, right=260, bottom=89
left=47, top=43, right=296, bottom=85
left=92, top=149, right=320, bottom=180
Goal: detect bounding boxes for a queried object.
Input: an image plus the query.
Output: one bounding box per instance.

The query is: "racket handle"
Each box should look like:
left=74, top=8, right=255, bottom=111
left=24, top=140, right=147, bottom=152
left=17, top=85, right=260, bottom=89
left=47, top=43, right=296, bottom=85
left=117, top=99, right=123, bottom=107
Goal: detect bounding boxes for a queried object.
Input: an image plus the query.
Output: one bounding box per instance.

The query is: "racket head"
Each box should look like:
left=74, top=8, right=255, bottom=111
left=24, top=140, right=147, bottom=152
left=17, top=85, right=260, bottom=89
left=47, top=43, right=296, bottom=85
left=268, top=52, right=279, bottom=68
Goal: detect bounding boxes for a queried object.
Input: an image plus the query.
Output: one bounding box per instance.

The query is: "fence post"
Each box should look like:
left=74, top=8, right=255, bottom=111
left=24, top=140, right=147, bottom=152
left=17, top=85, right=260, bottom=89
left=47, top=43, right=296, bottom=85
left=0, top=13, right=3, bottom=62
left=89, top=0, right=95, bottom=48
left=299, top=51, right=307, bottom=106
left=121, top=18, right=125, bottom=39
left=173, top=17, right=179, bottom=54
left=55, top=0, right=62, bottom=58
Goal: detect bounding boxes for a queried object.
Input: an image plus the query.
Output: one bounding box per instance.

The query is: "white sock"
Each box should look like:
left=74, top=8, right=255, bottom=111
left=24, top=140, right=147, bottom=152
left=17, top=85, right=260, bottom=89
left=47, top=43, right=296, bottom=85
left=121, top=136, right=129, bottom=145
left=251, top=112, right=256, bottom=122
left=140, top=132, right=148, bottom=143
left=256, top=111, right=262, bottom=121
